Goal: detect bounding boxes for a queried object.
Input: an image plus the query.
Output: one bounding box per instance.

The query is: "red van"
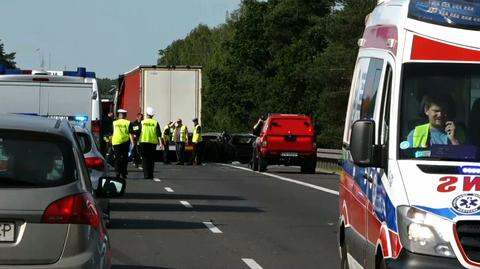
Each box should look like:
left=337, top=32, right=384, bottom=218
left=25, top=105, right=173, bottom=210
left=252, top=114, right=317, bottom=173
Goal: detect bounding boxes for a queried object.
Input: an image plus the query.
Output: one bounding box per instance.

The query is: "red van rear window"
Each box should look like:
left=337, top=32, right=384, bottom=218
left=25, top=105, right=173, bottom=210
left=269, top=118, right=312, bottom=134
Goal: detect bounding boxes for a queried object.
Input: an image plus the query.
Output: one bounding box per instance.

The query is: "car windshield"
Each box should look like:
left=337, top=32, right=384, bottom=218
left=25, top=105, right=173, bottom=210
left=399, top=63, right=480, bottom=162
left=0, top=133, right=77, bottom=187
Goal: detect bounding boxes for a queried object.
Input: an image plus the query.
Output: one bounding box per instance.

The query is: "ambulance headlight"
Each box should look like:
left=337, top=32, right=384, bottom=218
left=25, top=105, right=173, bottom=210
left=397, top=206, right=455, bottom=258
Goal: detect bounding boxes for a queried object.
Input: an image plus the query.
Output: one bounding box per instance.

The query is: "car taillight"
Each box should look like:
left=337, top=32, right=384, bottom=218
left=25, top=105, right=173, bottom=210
left=262, top=140, right=268, bottom=147
left=42, top=193, right=100, bottom=230
left=85, top=157, right=104, bottom=171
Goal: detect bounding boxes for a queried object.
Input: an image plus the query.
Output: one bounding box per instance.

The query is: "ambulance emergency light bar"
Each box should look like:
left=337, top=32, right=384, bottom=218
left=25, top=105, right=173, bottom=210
left=408, top=0, right=480, bottom=31
left=0, top=65, right=96, bottom=78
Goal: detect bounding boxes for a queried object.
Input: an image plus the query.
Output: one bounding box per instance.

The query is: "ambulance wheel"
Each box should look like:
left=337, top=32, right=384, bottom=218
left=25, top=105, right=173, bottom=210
left=376, top=251, right=387, bottom=269
left=340, top=242, right=349, bottom=269
left=252, top=151, right=259, bottom=171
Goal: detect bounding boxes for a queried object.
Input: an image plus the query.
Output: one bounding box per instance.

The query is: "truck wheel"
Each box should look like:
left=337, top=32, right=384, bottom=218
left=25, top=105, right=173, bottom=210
left=258, top=153, right=267, bottom=172
left=340, top=226, right=349, bottom=269
left=252, top=151, right=259, bottom=171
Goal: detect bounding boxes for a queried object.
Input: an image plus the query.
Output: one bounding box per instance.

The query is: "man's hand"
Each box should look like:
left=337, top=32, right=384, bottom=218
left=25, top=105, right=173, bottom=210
left=445, top=121, right=459, bottom=145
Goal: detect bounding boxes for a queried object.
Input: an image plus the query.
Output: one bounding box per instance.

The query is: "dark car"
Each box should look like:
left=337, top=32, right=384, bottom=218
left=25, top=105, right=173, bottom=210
left=201, top=132, right=235, bottom=163
left=0, top=114, right=124, bottom=268
left=228, top=133, right=256, bottom=164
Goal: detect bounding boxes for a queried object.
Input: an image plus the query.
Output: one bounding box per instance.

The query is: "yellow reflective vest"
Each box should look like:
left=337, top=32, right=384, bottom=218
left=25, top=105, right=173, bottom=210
left=173, top=125, right=187, bottom=143
left=139, top=118, right=159, bottom=144
left=162, top=125, right=171, bottom=142
left=193, top=125, right=202, bottom=143
left=112, top=119, right=130, bottom=145
left=413, top=123, right=465, bottom=147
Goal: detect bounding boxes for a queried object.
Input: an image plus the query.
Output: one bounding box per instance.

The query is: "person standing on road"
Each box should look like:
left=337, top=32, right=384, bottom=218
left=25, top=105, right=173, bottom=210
left=112, top=109, right=134, bottom=179
left=173, top=118, right=188, bottom=165
left=131, top=112, right=144, bottom=168
left=188, top=118, right=203, bottom=165
left=161, top=121, right=173, bottom=164
left=138, top=107, right=162, bottom=179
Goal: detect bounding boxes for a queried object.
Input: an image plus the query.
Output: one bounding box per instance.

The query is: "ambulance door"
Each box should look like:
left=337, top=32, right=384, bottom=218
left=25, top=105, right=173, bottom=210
left=345, top=57, right=384, bottom=267
left=365, top=60, right=393, bottom=268
left=0, top=81, right=41, bottom=115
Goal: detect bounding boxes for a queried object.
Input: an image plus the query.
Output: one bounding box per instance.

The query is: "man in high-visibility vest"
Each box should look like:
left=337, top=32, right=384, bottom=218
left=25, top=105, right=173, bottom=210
left=139, top=107, right=162, bottom=179
left=112, top=109, right=134, bottom=179
left=173, top=118, right=188, bottom=165
left=188, top=118, right=203, bottom=165
left=407, top=95, right=464, bottom=148
left=161, top=121, right=173, bottom=164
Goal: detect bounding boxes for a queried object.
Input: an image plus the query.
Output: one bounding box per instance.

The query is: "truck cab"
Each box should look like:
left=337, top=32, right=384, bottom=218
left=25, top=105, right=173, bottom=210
left=339, top=1, right=480, bottom=268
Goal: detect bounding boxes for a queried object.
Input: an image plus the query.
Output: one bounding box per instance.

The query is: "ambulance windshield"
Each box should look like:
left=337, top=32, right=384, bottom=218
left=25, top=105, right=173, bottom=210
left=399, top=63, right=480, bottom=161
left=408, top=0, right=480, bottom=31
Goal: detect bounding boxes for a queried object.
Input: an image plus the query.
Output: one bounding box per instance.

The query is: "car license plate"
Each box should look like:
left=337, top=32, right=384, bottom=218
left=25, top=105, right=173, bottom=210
left=0, top=222, right=15, bottom=242
left=281, top=152, right=298, bottom=157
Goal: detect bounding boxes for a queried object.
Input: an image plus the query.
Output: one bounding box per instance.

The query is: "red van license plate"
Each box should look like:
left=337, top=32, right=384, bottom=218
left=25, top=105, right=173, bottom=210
left=281, top=152, right=298, bottom=157
left=0, top=223, right=14, bottom=242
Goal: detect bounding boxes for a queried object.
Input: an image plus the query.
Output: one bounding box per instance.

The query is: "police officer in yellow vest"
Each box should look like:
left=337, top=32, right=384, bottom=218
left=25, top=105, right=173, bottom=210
left=407, top=95, right=464, bottom=148
left=139, top=107, right=162, bottom=179
left=161, top=121, right=173, bottom=164
left=112, top=109, right=135, bottom=179
left=188, top=118, right=203, bottom=165
left=173, top=118, right=189, bottom=165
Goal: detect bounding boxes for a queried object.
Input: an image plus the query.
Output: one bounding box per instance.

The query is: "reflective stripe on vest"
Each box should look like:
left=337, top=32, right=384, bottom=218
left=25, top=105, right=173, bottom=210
left=162, top=125, right=171, bottom=141
left=173, top=125, right=187, bottom=142
left=112, top=119, right=130, bottom=145
left=193, top=125, right=202, bottom=143
left=139, top=118, right=159, bottom=144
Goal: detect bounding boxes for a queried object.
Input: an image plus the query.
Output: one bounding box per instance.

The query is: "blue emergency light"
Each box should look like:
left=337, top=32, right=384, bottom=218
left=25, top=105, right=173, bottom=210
left=63, top=67, right=96, bottom=78
left=461, top=166, right=480, bottom=174
left=0, top=65, right=22, bottom=75
left=74, top=115, right=89, bottom=122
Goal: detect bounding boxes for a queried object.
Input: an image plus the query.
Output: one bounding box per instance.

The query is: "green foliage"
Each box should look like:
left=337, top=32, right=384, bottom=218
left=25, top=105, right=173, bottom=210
left=157, top=0, right=377, bottom=148
left=0, top=40, right=16, bottom=68
left=97, top=78, right=117, bottom=99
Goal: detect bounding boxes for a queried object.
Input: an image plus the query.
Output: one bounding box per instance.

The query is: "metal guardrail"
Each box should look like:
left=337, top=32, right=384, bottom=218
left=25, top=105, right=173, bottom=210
left=316, top=148, right=342, bottom=173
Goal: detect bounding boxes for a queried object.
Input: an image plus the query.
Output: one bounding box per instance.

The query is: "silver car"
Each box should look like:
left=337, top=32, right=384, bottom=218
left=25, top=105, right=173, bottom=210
left=73, top=126, right=111, bottom=226
left=0, top=114, right=124, bottom=268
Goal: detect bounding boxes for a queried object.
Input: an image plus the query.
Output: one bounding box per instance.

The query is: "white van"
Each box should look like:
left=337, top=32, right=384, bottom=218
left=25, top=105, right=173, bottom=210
left=0, top=67, right=100, bottom=137
left=339, top=1, right=480, bottom=268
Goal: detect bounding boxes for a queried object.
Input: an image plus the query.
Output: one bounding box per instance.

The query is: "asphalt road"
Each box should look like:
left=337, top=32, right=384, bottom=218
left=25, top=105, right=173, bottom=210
left=108, top=162, right=340, bottom=269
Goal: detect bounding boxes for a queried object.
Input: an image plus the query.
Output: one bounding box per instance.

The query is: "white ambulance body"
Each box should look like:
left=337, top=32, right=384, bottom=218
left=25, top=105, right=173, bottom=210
left=339, top=0, right=480, bottom=268
left=0, top=67, right=99, bottom=131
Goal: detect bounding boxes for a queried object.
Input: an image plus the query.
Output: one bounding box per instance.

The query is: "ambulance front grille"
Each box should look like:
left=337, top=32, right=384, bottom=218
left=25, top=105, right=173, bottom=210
left=456, top=221, right=480, bottom=263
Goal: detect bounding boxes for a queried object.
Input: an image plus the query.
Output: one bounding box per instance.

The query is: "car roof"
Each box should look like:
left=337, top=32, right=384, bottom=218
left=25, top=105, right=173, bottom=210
left=0, top=114, right=73, bottom=138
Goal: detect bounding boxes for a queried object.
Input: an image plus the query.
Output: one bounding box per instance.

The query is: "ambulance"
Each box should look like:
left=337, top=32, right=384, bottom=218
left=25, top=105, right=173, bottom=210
left=339, top=0, right=480, bottom=268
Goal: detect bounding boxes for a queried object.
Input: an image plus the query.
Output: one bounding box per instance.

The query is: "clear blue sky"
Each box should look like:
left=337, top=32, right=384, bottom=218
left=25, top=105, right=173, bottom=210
left=0, top=0, right=241, bottom=78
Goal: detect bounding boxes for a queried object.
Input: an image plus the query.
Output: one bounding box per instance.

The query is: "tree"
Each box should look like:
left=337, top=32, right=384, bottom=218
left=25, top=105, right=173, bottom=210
left=0, top=40, right=16, bottom=68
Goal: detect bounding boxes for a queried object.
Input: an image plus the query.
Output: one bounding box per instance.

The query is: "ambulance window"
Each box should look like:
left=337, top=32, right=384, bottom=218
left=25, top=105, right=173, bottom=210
left=349, top=58, right=384, bottom=125
left=380, top=64, right=392, bottom=145
left=399, top=63, right=480, bottom=162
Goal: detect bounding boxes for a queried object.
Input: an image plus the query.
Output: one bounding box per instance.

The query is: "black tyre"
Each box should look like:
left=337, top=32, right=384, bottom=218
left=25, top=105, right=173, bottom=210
left=258, top=153, right=267, bottom=172
left=301, top=157, right=317, bottom=174
left=252, top=150, right=259, bottom=171
left=340, top=239, right=349, bottom=269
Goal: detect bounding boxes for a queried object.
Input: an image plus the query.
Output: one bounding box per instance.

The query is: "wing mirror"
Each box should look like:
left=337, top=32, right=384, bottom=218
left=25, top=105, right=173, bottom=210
left=97, top=177, right=125, bottom=198
left=350, top=120, right=385, bottom=168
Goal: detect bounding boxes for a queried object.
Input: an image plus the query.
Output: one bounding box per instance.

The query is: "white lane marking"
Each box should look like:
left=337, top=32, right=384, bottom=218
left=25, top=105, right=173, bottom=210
left=180, top=200, right=193, bottom=208
left=203, top=221, right=223, bottom=234
left=164, top=187, right=174, bottom=193
left=242, top=258, right=263, bottom=269
left=221, top=164, right=339, bottom=196
left=153, top=178, right=161, bottom=182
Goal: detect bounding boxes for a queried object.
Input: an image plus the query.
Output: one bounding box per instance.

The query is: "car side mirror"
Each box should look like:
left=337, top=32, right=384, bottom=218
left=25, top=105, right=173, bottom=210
left=350, top=120, right=384, bottom=168
left=97, top=177, right=125, bottom=198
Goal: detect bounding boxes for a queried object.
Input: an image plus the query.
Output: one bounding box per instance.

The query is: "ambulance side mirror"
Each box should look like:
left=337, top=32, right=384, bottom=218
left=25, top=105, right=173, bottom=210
left=350, top=120, right=384, bottom=168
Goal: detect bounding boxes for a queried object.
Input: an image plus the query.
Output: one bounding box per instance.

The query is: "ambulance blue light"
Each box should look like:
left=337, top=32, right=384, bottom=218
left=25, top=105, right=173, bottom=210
left=74, top=115, right=88, bottom=122
left=0, top=65, right=22, bottom=75
left=461, top=166, right=480, bottom=174
left=63, top=67, right=96, bottom=78
left=409, top=0, right=480, bottom=31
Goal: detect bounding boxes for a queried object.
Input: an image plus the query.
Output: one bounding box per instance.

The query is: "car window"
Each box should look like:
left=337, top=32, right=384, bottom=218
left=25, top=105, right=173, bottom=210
left=0, top=133, right=77, bottom=188
left=269, top=118, right=313, bottom=134
left=76, top=132, right=92, bottom=154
